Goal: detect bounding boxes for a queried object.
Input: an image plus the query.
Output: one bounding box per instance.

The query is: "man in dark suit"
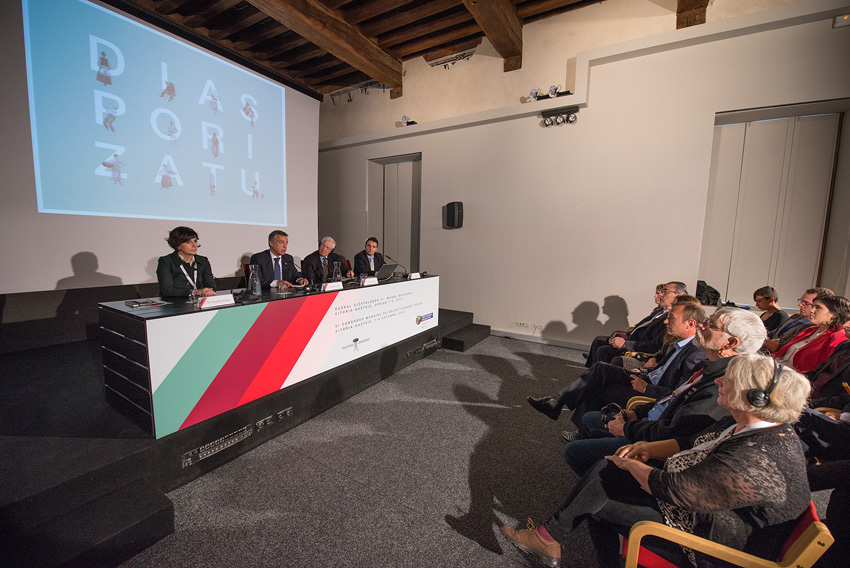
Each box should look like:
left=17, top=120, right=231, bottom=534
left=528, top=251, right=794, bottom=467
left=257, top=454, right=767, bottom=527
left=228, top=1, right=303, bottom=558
left=353, top=237, right=385, bottom=277
left=301, top=236, right=353, bottom=284
left=528, top=297, right=706, bottom=429
left=562, top=307, right=767, bottom=476
left=248, top=230, right=307, bottom=289
left=584, top=281, right=687, bottom=368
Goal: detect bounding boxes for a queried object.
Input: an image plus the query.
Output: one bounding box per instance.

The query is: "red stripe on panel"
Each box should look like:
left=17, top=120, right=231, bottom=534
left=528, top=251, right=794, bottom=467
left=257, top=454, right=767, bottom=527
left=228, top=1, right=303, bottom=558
left=179, top=299, right=305, bottom=430
left=237, top=292, right=338, bottom=406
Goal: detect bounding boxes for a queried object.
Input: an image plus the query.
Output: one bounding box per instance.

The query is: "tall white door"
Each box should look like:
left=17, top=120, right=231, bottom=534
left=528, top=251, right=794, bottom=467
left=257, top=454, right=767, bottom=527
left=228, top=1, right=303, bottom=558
left=699, top=114, right=839, bottom=306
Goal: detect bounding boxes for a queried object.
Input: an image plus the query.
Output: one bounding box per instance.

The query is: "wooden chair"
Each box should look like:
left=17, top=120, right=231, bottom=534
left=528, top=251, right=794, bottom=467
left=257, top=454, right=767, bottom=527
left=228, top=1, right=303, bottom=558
left=622, top=501, right=833, bottom=568
left=626, top=396, right=656, bottom=411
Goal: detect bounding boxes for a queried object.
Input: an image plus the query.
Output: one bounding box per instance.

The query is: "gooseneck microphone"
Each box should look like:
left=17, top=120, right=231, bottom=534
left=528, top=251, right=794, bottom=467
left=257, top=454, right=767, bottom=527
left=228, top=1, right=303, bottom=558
left=382, top=253, right=408, bottom=276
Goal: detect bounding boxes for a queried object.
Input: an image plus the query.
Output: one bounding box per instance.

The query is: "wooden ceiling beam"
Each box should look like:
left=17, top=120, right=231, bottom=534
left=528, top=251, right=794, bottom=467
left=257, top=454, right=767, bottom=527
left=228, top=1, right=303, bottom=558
left=378, top=10, right=473, bottom=50
left=245, top=0, right=402, bottom=88
left=209, top=11, right=269, bottom=40
left=359, top=0, right=459, bottom=38
left=182, top=0, right=244, bottom=28
left=461, top=0, right=522, bottom=70
left=390, top=24, right=481, bottom=59
left=342, top=0, right=413, bottom=25
left=676, top=0, right=709, bottom=29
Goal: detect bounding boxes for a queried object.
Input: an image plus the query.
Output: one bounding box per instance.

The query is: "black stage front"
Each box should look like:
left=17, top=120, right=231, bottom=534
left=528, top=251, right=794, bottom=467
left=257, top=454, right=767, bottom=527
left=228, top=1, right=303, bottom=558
left=1, top=308, right=473, bottom=567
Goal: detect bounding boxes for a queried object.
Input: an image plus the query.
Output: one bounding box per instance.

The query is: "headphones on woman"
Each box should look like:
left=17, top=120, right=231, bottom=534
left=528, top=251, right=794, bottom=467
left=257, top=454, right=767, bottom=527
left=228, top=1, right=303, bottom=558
left=746, top=360, right=783, bottom=408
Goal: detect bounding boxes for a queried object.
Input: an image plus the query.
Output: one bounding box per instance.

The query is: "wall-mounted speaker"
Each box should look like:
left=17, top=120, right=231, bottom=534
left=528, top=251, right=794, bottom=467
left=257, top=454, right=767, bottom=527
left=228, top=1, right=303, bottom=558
left=446, top=201, right=463, bottom=228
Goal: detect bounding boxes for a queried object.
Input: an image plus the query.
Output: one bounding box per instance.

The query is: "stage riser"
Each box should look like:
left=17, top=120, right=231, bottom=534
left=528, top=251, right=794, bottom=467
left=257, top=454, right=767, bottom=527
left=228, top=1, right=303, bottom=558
left=442, top=323, right=491, bottom=352
left=148, top=325, right=442, bottom=492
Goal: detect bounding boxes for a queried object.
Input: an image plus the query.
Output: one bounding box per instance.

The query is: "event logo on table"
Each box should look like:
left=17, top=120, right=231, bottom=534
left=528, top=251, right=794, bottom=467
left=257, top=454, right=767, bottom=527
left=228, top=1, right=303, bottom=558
left=416, top=313, right=434, bottom=325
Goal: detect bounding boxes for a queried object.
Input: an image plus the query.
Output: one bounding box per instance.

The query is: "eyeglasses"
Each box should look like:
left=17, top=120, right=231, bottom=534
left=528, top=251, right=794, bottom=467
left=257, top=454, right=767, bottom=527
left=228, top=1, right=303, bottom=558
left=661, top=289, right=676, bottom=295
left=798, top=299, right=815, bottom=308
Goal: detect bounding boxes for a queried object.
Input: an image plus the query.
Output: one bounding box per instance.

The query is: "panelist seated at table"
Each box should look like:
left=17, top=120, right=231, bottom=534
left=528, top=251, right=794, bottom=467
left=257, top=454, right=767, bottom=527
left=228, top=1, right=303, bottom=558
left=302, top=236, right=354, bottom=284
left=353, top=237, right=385, bottom=278
left=249, top=230, right=308, bottom=289
left=156, top=226, right=216, bottom=298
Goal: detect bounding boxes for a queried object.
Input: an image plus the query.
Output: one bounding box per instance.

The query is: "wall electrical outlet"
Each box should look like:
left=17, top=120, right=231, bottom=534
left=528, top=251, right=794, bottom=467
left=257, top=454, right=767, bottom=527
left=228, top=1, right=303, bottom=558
left=516, top=321, right=530, bottom=328
left=533, top=324, right=544, bottom=331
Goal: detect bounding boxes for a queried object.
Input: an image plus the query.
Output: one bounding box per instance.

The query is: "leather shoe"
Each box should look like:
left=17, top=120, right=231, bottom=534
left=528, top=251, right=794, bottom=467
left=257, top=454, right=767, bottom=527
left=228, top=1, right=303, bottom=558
left=527, top=396, right=562, bottom=420
left=561, top=430, right=580, bottom=443
left=501, top=523, right=561, bottom=567
left=581, top=352, right=589, bottom=360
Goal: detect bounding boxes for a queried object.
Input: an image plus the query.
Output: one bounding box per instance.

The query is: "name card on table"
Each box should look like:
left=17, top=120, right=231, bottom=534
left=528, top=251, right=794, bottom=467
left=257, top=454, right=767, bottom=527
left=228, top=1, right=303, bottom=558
left=407, top=272, right=421, bottom=280
left=360, top=276, right=379, bottom=287
left=321, top=282, right=344, bottom=292
left=198, top=293, right=236, bottom=309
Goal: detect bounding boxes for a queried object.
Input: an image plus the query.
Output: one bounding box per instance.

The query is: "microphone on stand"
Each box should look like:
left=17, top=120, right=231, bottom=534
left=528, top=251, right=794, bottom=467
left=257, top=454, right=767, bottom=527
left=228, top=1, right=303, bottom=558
left=382, top=253, right=408, bottom=277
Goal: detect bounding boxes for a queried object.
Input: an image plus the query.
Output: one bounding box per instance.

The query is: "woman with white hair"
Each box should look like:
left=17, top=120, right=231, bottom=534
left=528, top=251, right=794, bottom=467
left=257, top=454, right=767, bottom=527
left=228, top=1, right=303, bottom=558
left=501, top=354, right=812, bottom=568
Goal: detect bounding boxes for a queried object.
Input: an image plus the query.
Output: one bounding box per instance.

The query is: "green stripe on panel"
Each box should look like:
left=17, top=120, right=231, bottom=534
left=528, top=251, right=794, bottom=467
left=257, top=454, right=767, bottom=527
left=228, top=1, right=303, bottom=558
left=153, top=303, right=266, bottom=437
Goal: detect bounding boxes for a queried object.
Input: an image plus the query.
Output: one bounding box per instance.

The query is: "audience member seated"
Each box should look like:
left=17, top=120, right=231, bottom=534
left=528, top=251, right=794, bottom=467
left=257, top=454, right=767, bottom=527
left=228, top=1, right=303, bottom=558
left=156, top=226, right=216, bottom=298
left=301, top=236, right=354, bottom=284
left=563, top=307, right=766, bottom=477
left=248, top=230, right=308, bottom=289
left=583, top=282, right=687, bottom=368
left=353, top=237, right=385, bottom=277
left=501, top=354, right=811, bottom=568
left=793, top=406, right=850, bottom=568
left=805, top=321, right=850, bottom=409
left=763, top=287, right=832, bottom=352
left=753, top=285, right=789, bottom=335
left=527, top=297, right=706, bottom=436
left=773, top=293, right=850, bottom=373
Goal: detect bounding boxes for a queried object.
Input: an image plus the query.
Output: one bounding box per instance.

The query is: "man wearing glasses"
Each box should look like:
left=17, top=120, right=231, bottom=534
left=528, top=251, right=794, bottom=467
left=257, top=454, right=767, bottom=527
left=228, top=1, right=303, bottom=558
left=763, top=287, right=833, bottom=352
left=583, top=281, right=687, bottom=367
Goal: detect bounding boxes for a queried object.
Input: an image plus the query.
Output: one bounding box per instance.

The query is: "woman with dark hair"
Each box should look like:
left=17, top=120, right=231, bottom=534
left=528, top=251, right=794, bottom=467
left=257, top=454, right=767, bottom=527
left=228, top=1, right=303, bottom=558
left=773, top=294, right=850, bottom=373
left=156, top=226, right=217, bottom=298
left=501, top=354, right=812, bottom=568
left=753, top=285, right=789, bottom=335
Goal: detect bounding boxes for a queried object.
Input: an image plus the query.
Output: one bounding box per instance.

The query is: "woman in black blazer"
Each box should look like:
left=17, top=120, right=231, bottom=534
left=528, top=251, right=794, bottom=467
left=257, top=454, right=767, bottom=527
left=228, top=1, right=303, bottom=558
left=156, top=226, right=217, bottom=298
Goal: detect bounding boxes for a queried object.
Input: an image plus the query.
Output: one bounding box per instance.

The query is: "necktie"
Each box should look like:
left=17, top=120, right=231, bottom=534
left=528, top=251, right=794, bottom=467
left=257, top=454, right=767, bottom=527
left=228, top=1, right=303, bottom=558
left=369, top=256, right=374, bottom=271
left=274, top=257, right=281, bottom=281
left=322, top=257, right=328, bottom=279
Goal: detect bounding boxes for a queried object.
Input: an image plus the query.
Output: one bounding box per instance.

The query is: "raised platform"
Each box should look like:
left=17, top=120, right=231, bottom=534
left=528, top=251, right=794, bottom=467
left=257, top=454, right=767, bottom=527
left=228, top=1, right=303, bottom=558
left=0, top=308, right=471, bottom=567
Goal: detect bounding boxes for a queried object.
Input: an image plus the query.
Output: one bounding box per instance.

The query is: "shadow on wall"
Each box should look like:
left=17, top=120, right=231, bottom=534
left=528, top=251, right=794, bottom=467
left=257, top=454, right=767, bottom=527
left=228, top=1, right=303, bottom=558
left=0, top=251, right=241, bottom=354
left=539, top=295, right=630, bottom=346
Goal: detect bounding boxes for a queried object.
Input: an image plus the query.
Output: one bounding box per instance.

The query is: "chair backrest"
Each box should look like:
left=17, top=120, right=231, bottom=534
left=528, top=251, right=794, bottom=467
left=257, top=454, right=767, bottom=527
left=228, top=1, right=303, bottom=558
left=622, top=500, right=833, bottom=568
left=342, top=259, right=352, bottom=272
left=242, top=263, right=251, bottom=287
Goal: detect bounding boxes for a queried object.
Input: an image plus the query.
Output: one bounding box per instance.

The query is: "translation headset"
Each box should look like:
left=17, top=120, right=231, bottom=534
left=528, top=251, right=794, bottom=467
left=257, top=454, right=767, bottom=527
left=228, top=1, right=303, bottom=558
left=746, top=360, right=783, bottom=408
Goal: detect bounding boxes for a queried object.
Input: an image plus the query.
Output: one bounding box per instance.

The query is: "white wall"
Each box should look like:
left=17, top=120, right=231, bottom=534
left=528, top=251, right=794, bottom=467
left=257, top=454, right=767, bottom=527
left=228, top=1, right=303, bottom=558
left=318, top=0, right=850, bottom=347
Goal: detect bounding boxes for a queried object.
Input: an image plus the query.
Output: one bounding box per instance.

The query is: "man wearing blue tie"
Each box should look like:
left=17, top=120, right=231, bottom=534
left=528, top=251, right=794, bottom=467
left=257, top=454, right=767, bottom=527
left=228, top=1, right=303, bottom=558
left=248, top=230, right=307, bottom=289
left=353, top=237, right=385, bottom=277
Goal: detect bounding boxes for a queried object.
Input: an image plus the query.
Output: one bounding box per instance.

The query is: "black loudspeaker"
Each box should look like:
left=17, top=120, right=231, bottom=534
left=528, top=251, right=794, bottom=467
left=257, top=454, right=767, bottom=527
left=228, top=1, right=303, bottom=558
left=446, top=201, right=463, bottom=228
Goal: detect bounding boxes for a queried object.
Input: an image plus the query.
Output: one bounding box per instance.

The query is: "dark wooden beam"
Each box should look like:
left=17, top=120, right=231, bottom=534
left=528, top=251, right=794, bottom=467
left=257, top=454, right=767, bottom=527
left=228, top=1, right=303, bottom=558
left=359, top=0, right=458, bottom=38
left=390, top=24, right=481, bottom=59
left=343, top=0, right=411, bottom=25
left=245, top=0, right=402, bottom=88
left=516, top=0, right=602, bottom=23
left=676, top=0, right=709, bottom=29
left=378, top=10, right=473, bottom=50
left=422, top=37, right=482, bottom=62
left=461, top=0, right=522, bottom=71
left=183, top=0, right=243, bottom=28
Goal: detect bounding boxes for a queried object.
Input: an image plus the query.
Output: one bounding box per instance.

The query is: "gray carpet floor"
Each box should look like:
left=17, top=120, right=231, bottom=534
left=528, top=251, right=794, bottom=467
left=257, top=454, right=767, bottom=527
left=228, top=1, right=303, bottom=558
left=119, top=336, right=598, bottom=567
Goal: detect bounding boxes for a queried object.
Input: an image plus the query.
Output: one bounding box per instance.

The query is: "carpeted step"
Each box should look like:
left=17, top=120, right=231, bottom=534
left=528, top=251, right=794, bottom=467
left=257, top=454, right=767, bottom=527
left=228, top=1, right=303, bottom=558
left=2, top=478, right=173, bottom=568
left=442, top=323, right=490, bottom=352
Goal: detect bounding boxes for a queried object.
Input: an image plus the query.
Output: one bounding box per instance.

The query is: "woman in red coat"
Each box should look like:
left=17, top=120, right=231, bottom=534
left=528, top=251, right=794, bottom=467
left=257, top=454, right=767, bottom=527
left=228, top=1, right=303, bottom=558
left=773, top=294, right=850, bottom=373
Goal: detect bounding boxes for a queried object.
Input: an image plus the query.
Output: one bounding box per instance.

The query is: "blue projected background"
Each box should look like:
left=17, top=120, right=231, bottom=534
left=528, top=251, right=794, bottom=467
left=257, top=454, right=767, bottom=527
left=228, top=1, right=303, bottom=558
left=23, top=0, right=287, bottom=226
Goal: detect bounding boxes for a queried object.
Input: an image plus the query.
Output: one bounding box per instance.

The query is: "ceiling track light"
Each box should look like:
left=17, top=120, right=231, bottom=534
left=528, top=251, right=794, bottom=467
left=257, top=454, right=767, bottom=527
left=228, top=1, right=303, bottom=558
left=401, top=115, right=418, bottom=127
left=540, top=106, right=579, bottom=128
